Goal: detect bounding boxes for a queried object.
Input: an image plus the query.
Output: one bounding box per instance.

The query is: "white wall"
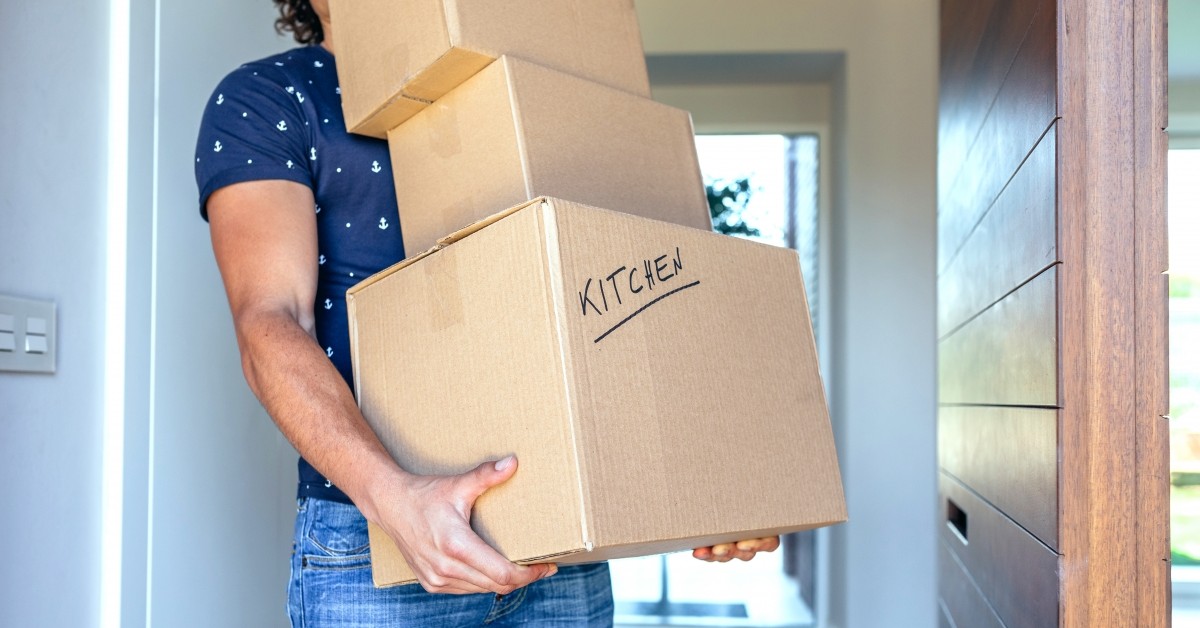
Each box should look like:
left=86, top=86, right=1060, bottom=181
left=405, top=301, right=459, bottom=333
left=636, top=2, right=939, bottom=627
left=143, top=1, right=297, bottom=626
left=652, top=83, right=832, bottom=134
left=0, top=2, right=109, bottom=626
left=1, top=1, right=297, bottom=626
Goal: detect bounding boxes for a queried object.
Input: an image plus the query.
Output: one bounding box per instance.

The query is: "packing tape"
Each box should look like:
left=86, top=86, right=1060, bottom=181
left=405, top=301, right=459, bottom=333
left=426, top=102, right=463, bottom=159
left=423, top=246, right=465, bottom=331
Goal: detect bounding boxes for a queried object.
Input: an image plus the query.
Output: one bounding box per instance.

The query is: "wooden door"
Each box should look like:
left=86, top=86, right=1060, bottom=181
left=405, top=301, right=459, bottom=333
left=937, top=0, right=1168, bottom=626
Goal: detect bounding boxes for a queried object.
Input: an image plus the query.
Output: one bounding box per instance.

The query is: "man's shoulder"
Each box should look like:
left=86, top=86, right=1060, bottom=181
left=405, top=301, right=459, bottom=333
left=218, top=46, right=331, bottom=90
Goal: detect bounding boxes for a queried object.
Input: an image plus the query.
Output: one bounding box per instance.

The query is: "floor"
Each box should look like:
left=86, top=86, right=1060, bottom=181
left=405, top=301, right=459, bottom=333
left=609, top=550, right=814, bottom=627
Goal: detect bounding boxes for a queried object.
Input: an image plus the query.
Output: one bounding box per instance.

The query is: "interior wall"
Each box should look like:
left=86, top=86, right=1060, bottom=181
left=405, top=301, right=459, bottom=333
left=635, top=2, right=938, bottom=627
left=144, top=2, right=298, bottom=626
left=651, top=83, right=832, bottom=133
left=0, top=2, right=109, bottom=626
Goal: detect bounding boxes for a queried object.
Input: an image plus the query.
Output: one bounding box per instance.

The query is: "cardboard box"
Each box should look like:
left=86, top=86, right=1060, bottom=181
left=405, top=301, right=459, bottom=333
left=347, top=197, right=847, bottom=588
left=330, top=0, right=652, bottom=138
left=388, top=56, right=712, bottom=256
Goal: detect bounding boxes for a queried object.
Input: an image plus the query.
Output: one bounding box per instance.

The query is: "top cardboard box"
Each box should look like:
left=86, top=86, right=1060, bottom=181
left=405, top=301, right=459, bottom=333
left=330, top=0, right=653, bottom=138
left=347, top=196, right=847, bottom=587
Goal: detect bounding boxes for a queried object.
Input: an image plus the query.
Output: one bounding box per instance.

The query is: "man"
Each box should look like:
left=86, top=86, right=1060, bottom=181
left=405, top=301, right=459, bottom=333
left=195, top=0, right=779, bottom=624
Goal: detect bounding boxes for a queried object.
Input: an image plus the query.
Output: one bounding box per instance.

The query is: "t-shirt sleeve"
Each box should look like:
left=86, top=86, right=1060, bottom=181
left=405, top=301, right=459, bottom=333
left=194, top=66, right=313, bottom=220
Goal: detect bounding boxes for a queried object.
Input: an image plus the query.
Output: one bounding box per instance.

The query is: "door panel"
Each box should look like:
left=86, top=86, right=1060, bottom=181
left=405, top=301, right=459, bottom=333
left=939, top=406, right=1057, bottom=548
left=937, top=0, right=1167, bottom=625
left=940, top=474, right=1059, bottom=628
left=939, top=542, right=1006, bottom=628
left=938, top=0, right=1056, bottom=276
left=938, top=130, right=1056, bottom=337
left=938, top=266, right=1058, bottom=407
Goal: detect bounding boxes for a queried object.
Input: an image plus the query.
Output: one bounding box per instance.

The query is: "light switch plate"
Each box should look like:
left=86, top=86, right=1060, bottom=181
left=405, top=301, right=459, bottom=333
left=0, top=295, right=56, bottom=374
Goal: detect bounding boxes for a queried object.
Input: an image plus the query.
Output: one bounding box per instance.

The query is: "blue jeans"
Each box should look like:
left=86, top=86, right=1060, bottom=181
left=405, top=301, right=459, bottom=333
left=288, top=498, right=614, bottom=627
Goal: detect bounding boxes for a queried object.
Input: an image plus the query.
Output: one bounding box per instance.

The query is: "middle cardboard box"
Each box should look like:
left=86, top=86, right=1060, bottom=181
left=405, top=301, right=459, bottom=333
left=347, top=197, right=847, bottom=588
left=387, top=56, right=713, bottom=255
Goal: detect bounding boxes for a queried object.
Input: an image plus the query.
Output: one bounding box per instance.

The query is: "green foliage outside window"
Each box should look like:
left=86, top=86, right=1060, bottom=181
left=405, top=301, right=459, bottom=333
left=707, top=178, right=760, bottom=237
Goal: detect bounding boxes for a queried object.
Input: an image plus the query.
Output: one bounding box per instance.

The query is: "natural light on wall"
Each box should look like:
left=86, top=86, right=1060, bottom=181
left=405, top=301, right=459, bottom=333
left=103, top=0, right=130, bottom=625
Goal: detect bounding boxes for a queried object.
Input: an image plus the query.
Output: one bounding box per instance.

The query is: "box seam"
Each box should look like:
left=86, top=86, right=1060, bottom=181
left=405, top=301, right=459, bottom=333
left=440, top=0, right=460, bottom=46
left=503, top=58, right=535, bottom=200
left=346, top=292, right=363, bottom=403
left=537, top=200, right=594, bottom=551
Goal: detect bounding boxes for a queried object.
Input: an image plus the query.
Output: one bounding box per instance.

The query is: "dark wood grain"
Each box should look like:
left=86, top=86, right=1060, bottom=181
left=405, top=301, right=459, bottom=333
left=939, top=128, right=1057, bottom=337
left=939, top=540, right=1006, bottom=628
left=1133, top=0, right=1170, bottom=624
left=938, top=266, right=1058, bottom=407
left=939, top=0, right=1041, bottom=208
left=940, top=473, right=1059, bottom=628
left=939, top=406, right=1057, bottom=549
left=938, top=0, right=1057, bottom=275
left=1056, top=1, right=1165, bottom=624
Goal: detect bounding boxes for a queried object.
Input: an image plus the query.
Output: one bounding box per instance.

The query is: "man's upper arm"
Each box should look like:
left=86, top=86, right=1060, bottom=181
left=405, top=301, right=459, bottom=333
left=207, top=179, right=320, bottom=334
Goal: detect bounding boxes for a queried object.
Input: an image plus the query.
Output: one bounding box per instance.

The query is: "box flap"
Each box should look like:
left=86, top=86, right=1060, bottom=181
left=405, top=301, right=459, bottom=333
left=437, top=197, right=545, bottom=246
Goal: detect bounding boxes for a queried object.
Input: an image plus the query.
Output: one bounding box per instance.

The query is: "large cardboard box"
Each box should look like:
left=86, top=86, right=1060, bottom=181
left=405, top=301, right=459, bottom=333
left=388, top=56, right=711, bottom=256
left=330, top=0, right=652, bottom=138
left=347, top=197, right=847, bottom=588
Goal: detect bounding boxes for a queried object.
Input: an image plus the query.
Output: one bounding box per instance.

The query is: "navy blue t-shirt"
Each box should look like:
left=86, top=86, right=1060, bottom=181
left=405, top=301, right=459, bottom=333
left=195, top=45, right=405, bottom=504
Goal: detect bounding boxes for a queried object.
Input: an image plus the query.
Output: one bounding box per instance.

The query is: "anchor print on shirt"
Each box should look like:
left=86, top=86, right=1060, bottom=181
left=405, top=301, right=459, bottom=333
left=378, top=218, right=389, bottom=230
left=296, top=92, right=305, bottom=104
left=318, top=254, right=326, bottom=265
left=326, top=347, right=333, bottom=358
left=324, top=298, right=333, bottom=310
left=213, top=140, right=223, bottom=153
left=310, top=147, right=317, bottom=161
left=276, top=120, right=288, bottom=132
left=286, top=160, right=294, bottom=169
left=215, top=93, right=224, bottom=105
left=371, top=161, right=382, bottom=174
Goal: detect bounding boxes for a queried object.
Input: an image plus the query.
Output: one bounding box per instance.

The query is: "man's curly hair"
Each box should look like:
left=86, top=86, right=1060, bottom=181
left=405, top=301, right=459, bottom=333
left=274, top=0, right=324, bottom=45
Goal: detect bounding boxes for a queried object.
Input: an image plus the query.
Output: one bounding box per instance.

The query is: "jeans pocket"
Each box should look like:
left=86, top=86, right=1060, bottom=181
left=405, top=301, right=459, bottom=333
left=302, top=499, right=372, bottom=571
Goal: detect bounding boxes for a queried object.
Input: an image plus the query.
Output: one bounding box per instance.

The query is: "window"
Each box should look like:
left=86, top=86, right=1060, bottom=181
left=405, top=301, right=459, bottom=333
left=1171, top=148, right=1200, bottom=625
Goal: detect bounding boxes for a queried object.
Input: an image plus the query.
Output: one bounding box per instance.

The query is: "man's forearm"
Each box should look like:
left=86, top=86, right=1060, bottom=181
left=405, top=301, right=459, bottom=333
left=235, top=308, right=406, bottom=522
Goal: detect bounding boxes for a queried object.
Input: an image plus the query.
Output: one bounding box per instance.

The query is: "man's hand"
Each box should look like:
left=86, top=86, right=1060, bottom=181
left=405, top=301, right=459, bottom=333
left=691, top=537, right=780, bottom=563
left=366, top=455, right=557, bottom=595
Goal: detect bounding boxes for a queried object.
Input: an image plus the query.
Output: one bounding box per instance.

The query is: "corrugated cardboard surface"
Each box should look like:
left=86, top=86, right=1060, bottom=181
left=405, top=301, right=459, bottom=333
left=549, top=199, right=846, bottom=549
left=330, top=0, right=651, bottom=138
left=388, top=56, right=711, bottom=255
left=348, top=204, right=588, bottom=587
left=443, top=0, right=650, bottom=100
left=330, top=0, right=448, bottom=138
left=348, top=198, right=845, bottom=587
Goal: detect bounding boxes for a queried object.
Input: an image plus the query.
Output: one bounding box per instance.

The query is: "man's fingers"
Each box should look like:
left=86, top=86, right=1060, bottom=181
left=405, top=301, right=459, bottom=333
left=456, top=456, right=518, bottom=505
left=694, top=537, right=780, bottom=562
left=440, top=525, right=548, bottom=592
left=735, top=537, right=780, bottom=553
